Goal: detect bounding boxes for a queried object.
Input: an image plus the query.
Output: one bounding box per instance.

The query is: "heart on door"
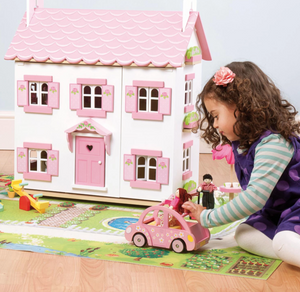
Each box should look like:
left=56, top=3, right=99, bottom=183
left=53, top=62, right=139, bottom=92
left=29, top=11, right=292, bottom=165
left=87, top=145, right=93, bottom=151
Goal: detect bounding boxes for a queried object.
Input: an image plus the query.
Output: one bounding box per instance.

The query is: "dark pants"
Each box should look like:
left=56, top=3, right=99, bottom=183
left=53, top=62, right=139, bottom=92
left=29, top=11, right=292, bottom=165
left=202, top=191, right=214, bottom=209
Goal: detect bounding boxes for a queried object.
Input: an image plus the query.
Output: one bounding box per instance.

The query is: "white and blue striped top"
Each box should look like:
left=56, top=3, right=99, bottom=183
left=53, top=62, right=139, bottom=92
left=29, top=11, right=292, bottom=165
left=200, top=134, right=294, bottom=228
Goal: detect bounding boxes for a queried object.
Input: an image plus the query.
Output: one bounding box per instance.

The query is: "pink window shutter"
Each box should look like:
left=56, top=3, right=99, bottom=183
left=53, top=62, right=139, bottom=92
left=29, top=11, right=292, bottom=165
left=17, top=147, right=28, bottom=173
left=102, top=85, right=114, bottom=112
left=48, top=82, right=60, bottom=108
left=125, top=86, right=137, bottom=113
left=70, top=84, right=82, bottom=110
left=158, top=88, right=172, bottom=115
left=124, top=154, right=135, bottom=181
left=17, top=80, right=29, bottom=106
left=47, top=150, right=59, bottom=176
left=156, top=157, right=170, bottom=184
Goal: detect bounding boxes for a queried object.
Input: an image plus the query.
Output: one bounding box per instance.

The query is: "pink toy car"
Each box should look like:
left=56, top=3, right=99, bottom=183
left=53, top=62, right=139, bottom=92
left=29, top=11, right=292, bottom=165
left=125, top=205, right=210, bottom=253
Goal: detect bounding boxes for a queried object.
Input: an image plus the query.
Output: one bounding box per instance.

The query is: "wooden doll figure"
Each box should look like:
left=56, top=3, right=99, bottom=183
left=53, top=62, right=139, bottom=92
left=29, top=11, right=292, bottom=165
left=169, top=188, right=192, bottom=214
left=198, top=174, right=217, bottom=209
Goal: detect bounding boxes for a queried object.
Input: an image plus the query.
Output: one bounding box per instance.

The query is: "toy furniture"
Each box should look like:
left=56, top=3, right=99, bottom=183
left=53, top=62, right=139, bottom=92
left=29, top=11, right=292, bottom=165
left=125, top=204, right=210, bottom=253
left=219, top=185, right=242, bottom=201
left=5, top=0, right=211, bottom=203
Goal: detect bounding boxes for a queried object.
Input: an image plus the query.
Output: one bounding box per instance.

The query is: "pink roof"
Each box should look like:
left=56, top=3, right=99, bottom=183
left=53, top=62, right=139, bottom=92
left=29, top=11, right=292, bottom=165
left=5, top=8, right=211, bottom=67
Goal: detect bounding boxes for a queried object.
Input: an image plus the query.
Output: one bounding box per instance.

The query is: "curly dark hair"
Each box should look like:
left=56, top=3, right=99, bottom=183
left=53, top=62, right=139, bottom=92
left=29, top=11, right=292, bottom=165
left=194, top=61, right=300, bottom=151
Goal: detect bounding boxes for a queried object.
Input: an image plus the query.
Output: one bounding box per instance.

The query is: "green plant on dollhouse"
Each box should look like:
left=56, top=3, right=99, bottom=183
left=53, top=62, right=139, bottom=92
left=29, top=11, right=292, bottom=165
left=186, top=46, right=201, bottom=59
left=183, top=112, right=199, bottom=129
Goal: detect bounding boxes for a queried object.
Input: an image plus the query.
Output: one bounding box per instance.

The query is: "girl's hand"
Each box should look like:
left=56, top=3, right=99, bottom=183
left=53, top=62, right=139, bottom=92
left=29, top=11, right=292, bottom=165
left=182, top=201, right=206, bottom=224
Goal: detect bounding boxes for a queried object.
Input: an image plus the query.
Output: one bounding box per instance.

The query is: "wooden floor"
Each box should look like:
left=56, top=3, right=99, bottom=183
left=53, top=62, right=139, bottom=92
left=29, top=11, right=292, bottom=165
left=1, top=150, right=300, bottom=292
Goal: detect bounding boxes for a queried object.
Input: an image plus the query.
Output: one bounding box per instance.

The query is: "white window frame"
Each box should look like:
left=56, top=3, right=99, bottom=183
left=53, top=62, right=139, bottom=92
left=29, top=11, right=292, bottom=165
left=29, top=149, right=48, bottom=173
left=82, top=85, right=102, bottom=110
left=184, top=80, right=193, bottom=106
left=29, top=82, right=48, bottom=106
left=138, top=87, right=159, bottom=113
left=182, top=147, right=191, bottom=172
left=136, top=156, right=157, bottom=181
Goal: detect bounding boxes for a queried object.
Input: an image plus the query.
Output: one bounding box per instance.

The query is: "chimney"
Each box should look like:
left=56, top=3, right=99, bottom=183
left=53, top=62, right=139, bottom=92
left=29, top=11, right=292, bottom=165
left=182, top=0, right=197, bottom=32
left=26, top=0, right=44, bottom=27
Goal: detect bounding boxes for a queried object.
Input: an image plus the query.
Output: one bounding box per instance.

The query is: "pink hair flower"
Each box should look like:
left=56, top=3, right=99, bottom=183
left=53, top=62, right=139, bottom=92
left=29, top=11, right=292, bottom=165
left=213, top=67, right=236, bottom=87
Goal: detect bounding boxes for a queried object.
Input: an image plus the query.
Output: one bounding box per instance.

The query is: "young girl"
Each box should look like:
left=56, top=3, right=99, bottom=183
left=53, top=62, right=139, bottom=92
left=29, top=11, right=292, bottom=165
left=182, top=61, right=300, bottom=268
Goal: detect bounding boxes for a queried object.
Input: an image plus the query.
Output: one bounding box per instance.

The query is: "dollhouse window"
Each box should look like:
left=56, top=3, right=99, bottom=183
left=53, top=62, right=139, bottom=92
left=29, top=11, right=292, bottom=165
left=124, top=150, right=169, bottom=190
left=138, top=88, right=159, bottom=113
left=184, top=73, right=195, bottom=113
left=70, top=79, right=114, bottom=118
left=17, top=76, right=60, bottom=114
left=82, top=85, right=102, bottom=109
left=184, top=80, right=192, bottom=106
left=182, top=140, right=193, bottom=180
left=17, top=143, right=59, bottom=182
left=29, top=149, right=48, bottom=173
left=29, top=82, right=48, bottom=106
left=182, top=148, right=190, bottom=172
left=136, top=156, right=157, bottom=181
left=125, top=82, right=172, bottom=120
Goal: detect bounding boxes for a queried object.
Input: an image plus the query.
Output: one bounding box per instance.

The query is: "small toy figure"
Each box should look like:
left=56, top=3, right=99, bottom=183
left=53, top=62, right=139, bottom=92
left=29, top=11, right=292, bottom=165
left=198, top=174, right=217, bottom=209
left=169, top=188, right=192, bottom=226
left=169, top=188, right=192, bottom=214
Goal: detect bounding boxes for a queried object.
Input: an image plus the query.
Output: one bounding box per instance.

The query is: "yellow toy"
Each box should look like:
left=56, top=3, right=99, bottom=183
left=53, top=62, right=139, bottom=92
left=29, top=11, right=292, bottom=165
left=11, top=180, right=49, bottom=214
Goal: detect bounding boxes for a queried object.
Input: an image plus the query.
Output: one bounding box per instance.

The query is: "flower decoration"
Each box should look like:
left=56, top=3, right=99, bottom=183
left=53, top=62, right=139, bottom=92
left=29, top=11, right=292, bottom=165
left=19, top=84, right=26, bottom=92
left=125, top=159, right=132, bottom=166
left=18, top=151, right=25, bottom=158
left=159, top=162, right=167, bottom=169
left=127, top=90, right=134, bottom=97
left=71, top=88, right=79, bottom=95
left=160, top=92, right=169, bottom=99
left=77, top=122, right=96, bottom=130
left=213, top=67, right=236, bottom=87
left=49, top=154, right=56, bottom=161
left=50, top=86, right=57, bottom=93
left=104, top=89, right=111, bottom=96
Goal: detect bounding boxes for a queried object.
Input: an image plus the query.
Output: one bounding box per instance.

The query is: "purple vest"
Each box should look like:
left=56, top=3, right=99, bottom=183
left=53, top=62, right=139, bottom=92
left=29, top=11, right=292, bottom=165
left=231, top=131, right=300, bottom=238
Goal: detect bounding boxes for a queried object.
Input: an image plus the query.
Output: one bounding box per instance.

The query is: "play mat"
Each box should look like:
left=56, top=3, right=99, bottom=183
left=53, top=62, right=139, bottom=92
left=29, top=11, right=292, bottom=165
left=0, top=175, right=281, bottom=280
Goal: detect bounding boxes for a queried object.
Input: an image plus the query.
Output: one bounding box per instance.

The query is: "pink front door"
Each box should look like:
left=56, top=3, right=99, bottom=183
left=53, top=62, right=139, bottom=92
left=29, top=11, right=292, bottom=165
left=75, top=136, right=105, bottom=187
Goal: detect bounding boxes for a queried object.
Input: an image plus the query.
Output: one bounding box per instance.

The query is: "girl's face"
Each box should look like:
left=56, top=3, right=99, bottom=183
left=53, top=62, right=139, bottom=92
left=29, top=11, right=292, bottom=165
left=204, top=97, right=239, bottom=141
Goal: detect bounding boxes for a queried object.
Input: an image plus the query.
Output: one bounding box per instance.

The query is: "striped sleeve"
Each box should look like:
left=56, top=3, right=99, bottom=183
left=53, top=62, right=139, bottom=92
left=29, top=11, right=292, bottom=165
left=200, top=134, right=294, bottom=228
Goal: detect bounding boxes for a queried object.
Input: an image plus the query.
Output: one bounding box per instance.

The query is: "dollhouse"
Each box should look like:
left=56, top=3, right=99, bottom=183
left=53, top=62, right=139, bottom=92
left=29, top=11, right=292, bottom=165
left=5, top=0, right=211, bottom=203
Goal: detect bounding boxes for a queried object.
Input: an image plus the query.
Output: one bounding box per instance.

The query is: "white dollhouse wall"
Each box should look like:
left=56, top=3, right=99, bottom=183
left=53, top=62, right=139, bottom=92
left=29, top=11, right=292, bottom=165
left=14, top=62, right=123, bottom=199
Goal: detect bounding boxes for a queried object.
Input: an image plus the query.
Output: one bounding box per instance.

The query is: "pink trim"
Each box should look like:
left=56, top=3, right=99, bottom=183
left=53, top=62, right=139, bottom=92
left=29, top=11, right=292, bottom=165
left=182, top=171, right=192, bottom=181
left=184, top=105, right=194, bottom=113
left=133, top=81, right=164, bottom=88
left=219, top=186, right=241, bottom=193
left=185, top=73, right=195, bottom=81
left=23, top=172, right=51, bottom=182
left=130, top=181, right=161, bottom=190
left=65, top=118, right=112, bottom=155
left=23, top=142, right=52, bottom=150
left=132, top=112, right=163, bottom=121
left=24, top=106, right=53, bottom=114
left=131, top=149, right=162, bottom=157
left=77, top=78, right=107, bottom=85
left=185, top=54, right=202, bottom=63
left=183, top=121, right=198, bottom=129
left=183, top=140, right=193, bottom=149
left=77, top=109, right=107, bottom=118
left=24, top=75, right=53, bottom=82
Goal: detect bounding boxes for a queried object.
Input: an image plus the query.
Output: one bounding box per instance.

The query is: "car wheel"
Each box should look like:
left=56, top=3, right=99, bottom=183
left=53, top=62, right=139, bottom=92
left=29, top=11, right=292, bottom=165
left=171, top=239, right=186, bottom=253
left=133, top=233, right=147, bottom=247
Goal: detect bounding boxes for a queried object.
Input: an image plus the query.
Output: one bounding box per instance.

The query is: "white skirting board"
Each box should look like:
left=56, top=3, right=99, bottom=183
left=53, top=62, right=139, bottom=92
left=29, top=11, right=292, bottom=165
left=0, top=111, right=14, bottom=150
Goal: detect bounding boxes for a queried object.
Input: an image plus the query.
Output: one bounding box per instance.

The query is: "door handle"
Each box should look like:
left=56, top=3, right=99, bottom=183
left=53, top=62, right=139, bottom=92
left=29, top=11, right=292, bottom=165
left=98, top=161, right=102, bottom=165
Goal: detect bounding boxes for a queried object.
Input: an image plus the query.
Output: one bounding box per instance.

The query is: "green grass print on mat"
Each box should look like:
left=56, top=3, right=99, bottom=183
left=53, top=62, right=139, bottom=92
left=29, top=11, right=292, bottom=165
left=0, top=232, right=281, bottom=279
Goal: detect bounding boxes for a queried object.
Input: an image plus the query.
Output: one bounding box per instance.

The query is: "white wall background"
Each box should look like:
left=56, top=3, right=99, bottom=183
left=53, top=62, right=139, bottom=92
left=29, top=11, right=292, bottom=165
left=1, top=0, right=300, bottom=112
